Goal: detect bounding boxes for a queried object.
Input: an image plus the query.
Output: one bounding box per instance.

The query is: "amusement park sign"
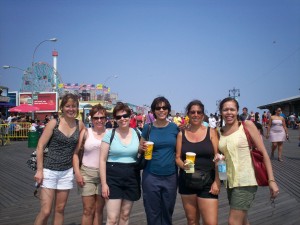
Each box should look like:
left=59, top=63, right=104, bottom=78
left=19, top=92, right=58, bottom=112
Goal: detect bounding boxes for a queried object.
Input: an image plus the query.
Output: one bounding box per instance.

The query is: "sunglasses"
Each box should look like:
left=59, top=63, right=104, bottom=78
left=34, top=182, right=40, bottom=198
left=190, top=110, right=203, bottom=115
left=93, top=116, right=106, bottom=120
left=155, top=106, right=168, bottom=111
left=115, top=113, right=130, bottom=120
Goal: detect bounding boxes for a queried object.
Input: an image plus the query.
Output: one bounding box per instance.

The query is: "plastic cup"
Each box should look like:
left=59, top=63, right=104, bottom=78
left=185, top=152, right=196, bottom=173
left=144, top=141, right=154, bottom=160
left=186, top=152, right=196, bottom=163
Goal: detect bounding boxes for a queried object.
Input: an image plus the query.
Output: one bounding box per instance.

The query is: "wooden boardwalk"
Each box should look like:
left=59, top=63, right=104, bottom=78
left=0, top=128, right=300, bottom=225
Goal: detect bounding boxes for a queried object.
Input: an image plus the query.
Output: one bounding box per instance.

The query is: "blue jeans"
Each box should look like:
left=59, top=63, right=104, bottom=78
left=142, top=171, right=177, bottom=225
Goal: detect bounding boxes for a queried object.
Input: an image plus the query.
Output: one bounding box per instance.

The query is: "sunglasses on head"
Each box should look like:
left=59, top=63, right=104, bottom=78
left=93, top=116, right=106, bottom=120
left=190, top=110, right=203, bottom=115
left=155, top=106, right=168, bottom=111
left=115, top=113, right=130, bottom=120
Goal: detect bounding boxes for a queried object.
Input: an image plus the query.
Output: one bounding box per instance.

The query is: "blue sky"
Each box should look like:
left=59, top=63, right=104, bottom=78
left=1, top=0, right=299, bottom=115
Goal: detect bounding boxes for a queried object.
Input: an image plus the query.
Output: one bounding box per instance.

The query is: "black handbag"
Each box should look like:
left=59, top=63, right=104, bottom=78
left=184, top=169, right=212, bottom=190
left=134, top=123, right=152, bottom=170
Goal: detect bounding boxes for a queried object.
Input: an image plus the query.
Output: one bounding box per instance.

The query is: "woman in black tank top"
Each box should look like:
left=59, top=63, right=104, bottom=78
left=176, top=100, right=220, bottom=225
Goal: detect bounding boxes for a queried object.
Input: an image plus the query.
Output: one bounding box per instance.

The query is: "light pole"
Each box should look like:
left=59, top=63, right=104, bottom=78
left=102, top=75, right=118, bottom=102
left=103, top=75, right=118, bottom=86
left=32, top=38, right=57, bottom=66
left=3, top=37, right=58, bottom=119
left=228, top=87, right=240, bottom=100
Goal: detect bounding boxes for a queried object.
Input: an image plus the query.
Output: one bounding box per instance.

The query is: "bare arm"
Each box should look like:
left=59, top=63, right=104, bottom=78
left=34, top=119, right=57, bottom=184
left=175, top=132, right=185, bottom=169
left=100, top=141, right=110, bottom=199
left=266, top=116, right=272, bottom=138
left=210, top=127, right=221, bottom=195
left=73, top=128, right=87, bottom=187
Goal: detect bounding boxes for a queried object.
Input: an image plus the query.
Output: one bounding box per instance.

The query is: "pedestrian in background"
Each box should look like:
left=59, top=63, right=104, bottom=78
left=140, top=96, right=179, bottom=225
left=73, top=104, right=107, bottom=225
left=266, top=107, right=288, bottom=162
left=34, top=93, right=84, bottom=225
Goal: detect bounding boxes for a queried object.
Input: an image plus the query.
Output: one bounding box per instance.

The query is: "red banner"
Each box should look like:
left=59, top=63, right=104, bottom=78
left=19, top=92, right=58, bottom=112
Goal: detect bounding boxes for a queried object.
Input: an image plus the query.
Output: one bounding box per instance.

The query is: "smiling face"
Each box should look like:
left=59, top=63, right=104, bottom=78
left=221, top=100, right=239, bottom=125
left=188, top=105, right=204, bottom=126
left=62, top=98, right=78, bottom=119
left=154, top=102, right=169, bottom=121
left=91, top=111, right=106, bottom=130
left=115, top=110, right=130, bottom=128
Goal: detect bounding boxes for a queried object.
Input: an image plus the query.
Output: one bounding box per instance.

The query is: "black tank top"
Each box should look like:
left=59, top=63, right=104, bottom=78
left=181, top=127, right=215, bottom=172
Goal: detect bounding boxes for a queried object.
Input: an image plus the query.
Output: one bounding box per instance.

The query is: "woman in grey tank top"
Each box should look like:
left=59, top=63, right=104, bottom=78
left=34, top=93, right=84, bottom=225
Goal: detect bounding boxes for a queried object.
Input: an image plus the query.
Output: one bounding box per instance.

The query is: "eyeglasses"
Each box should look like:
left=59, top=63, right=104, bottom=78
left=190, top=110, right=203, bottom=115
left=155, top=106, right=168, bottom=111
left=115, top=113, right=130, bottom=120
left=93, top=116, right=106, bottom=120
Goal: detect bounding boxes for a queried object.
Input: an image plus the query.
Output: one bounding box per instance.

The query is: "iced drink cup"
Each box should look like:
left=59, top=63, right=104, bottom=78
left=185, top=152, right=196, bottom=173
left=144, top=141, right=154, bottom=160
left=186, top=152, right=196, bottom=163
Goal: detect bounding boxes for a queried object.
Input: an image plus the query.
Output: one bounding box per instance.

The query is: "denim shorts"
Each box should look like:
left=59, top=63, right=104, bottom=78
left=42, top=168, right=74, bottom=190
left=227, top=186, right=258, bottom=211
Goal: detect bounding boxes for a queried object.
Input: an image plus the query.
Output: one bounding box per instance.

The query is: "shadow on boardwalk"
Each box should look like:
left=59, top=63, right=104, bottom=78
left=0, top=128, right=300, bottom=225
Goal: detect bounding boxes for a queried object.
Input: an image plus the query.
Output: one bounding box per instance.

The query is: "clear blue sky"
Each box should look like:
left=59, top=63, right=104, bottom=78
left=1, top=0, right=299, bottom=115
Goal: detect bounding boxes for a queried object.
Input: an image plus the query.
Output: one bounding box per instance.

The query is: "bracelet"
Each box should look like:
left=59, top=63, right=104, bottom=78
left=268, top=179, right=276, bottom=184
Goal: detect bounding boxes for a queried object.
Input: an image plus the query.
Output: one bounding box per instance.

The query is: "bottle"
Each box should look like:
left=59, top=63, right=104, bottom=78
left=218, top=154, right=227, bottom=180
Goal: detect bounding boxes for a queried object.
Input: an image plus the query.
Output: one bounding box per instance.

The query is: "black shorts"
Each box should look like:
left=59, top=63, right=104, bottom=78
left=178, top=169, right=218, bottom=199
left=106, top=162, right=141, bottom=201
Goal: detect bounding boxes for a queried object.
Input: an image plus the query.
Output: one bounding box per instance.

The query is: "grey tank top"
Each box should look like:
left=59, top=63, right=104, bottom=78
left=44, top=118, right=79, bottom=171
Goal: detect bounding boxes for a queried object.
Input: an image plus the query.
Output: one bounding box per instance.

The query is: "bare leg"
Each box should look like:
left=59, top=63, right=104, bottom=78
left=93, top=195, right=105, bottom=225
left=198, top=197, right=218, bottom=225
left=106, top=199, right=122, bottom=225
left=81, top=195, right=96, bottom=225
left=181, top=194, right=200, bottom=225
left=278, top=142, right=283, bottom=161
left=119, top=199, right=134, bottom=225
left=228, top=209, right=248, bottom=225
left=53, top=190, right=70, bottom=225
left=34, top=188, right=55, bottom=225
left=271, top=142, right=277, bottom=158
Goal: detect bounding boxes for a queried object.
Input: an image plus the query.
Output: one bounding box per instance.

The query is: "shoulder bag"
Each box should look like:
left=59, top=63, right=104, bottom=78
left=78, top=128, right=88, bottom=168
left=26, top=118, right=59, bottom=171
left=242, top=121, right=269, bottom=186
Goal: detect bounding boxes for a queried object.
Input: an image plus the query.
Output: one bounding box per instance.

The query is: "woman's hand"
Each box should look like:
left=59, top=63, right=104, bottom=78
left=139, top=141, right=147, bottom=154
left=34, top=170, right=43, bottom=186
left=209, top=180, right=220, bottom=195
left=269, top=181, right=280, bottom=199
left=75, top=173, right=85, bottom=187
left=101, top=183, right=110, bottom=199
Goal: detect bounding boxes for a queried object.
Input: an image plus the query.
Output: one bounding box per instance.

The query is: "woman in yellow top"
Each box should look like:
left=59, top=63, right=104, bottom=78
left=218, top=97, right=279, bottom=225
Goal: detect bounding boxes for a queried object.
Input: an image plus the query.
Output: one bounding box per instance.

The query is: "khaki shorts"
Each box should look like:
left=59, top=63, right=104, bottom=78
left=227, top=186, right=257, bottom=211
left=79, top=165, right=101, bottom=196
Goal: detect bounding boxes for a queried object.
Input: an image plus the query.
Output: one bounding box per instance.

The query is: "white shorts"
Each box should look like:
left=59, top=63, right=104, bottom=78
left=42, top=168, right=74, bottom=190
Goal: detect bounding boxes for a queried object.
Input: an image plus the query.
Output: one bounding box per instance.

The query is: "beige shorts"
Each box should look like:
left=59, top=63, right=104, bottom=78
left=79, top=165, right=101, bottom=196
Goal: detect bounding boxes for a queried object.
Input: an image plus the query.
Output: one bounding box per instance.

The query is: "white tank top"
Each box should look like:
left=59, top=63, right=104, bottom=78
left=82, top=128, right=102, bottom=169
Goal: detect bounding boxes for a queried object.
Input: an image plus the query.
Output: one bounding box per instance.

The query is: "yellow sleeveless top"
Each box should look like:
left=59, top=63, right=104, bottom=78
left=219, top=124, right=257, bottom=188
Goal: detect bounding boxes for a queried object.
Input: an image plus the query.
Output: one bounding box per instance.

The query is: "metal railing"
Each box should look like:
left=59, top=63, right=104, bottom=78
left=0, top=122, right=32, bottom=145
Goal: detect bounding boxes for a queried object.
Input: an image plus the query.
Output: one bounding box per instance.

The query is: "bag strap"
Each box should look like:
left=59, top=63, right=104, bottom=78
left=242, top=121, right=254, bottom=149
left=146, top=123, right=152, bottom=141
left=110, top=128, right=141, bottom=145
left=109, top=128, right=116, bottom=145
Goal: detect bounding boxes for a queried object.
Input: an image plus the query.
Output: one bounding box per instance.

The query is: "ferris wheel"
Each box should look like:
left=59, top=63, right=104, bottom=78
left=21, top=62, right=63, bottom=94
